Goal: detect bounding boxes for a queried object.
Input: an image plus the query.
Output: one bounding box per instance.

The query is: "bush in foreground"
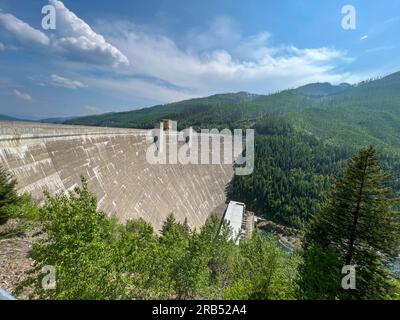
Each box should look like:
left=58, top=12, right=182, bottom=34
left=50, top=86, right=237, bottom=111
left=22, top=178, right=298, bottom=300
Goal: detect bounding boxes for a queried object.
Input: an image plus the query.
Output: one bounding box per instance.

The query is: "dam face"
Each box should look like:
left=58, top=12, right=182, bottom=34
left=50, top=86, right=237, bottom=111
left=0, top=122, right=235, bottom=232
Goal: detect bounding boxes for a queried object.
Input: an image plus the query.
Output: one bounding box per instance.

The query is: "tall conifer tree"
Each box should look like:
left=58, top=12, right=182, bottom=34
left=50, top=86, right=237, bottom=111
left=299, top=146, right=400, bottom=299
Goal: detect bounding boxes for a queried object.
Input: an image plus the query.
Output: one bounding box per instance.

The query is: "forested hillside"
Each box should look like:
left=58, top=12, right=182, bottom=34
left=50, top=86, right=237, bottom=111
left=229, top=120, right=352, bottom=228
left=230, top=118, right=400, bottom=227
left=67, top=71, right=400, bottom=228
left=67, top=71, right=400, bottom=150
left=66, top=92, right=261, bottom=130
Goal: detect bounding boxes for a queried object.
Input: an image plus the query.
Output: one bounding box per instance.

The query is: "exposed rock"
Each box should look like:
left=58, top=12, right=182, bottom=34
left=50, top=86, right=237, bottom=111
left=0, top=219, right=40, bottom=299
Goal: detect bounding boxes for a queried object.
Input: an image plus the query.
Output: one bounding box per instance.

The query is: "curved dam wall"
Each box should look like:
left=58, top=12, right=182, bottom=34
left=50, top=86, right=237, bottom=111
left=0, top=121, right=235, bottom=232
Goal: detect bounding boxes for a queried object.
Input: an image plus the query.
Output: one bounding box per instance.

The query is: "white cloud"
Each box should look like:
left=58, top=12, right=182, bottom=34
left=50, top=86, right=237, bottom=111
left=360, top=35, right=368, bottom=41
left=51, top=74, right=86, bottom=89
left=102, top=19, right=354, bottom=100
left=0, top=11, right=49, bottom=46
left=0, top=42, right=4, bottom=50
left=0, top=1, right=128, bottom=67
left=0, top=8, right=358, bottom=108
left=13, top=89, right=32, bottom=101
left=49, top=0, right=129, bottom=66
left=185, top=17, right=244, bottom=53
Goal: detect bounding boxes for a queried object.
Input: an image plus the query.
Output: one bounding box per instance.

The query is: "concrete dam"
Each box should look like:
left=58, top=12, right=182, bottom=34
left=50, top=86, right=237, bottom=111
left=0, top=121, right=237, bottom=232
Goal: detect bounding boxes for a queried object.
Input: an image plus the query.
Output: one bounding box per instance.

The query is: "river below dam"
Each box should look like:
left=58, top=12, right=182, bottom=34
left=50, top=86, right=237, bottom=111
left=258, top=229, right=400, bottom=279
left=258, top=229, right=294, bottom=254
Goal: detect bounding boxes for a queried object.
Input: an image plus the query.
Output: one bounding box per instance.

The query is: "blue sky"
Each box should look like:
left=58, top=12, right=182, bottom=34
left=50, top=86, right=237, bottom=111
left=0, top=0, right=399, bottom=118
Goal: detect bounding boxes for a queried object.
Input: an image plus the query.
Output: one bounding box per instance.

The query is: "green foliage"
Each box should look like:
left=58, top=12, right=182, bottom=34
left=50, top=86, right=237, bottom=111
left=22, top=178, right=298, bottom=299
left=171, top=217, right=233, bottom=299
left=29, top=178, right=133, bottom=299
left=0, top=166, right=20, bottom=224
left=230, top=126, right=352, bottom=228
left=0, top=167, right=38, bottom=239
left=225, top=233, right=299, bottom=300
left=392, top=279, right=400, bottom=300
left=65, top=92, right=260, bottom=130
left=298, top=146, right=400, bottom=300
left=297, top=244, right=343, bottom=299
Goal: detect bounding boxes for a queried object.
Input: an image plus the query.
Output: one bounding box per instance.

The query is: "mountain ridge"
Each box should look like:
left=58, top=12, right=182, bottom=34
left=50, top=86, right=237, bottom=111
left=65, top=70, right=400, bottom=153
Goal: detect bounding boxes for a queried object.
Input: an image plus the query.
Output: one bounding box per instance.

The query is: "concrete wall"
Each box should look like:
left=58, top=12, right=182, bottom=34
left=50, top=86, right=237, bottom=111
left=0, top=122, right=234, bottom=232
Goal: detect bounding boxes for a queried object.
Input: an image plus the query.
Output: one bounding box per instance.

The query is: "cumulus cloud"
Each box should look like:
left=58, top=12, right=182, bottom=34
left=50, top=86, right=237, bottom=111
left=51, top=74, right=86, bottom=89
left=0, top=11, right=49, bottom=46
left=13, top=89, right=32, bottom=101
left=0, top=1, right=128, bottom=67
left=0, top=5, right=357, bottom=109
left=49, top=0, right=128, bottom=66
left=104, top=19, right=354, bottom=99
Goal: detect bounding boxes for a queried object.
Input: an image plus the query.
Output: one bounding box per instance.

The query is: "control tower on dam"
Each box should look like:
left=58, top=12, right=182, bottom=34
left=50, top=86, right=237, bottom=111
left=0, top=121, right=236, bottom=232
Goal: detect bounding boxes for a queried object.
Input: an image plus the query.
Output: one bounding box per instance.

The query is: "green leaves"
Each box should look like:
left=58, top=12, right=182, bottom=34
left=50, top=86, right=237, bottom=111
left=225, top=232, right=299, bottom=300
left=0, top=166, right=19, bottom=224
left=23, top=180, right=299, bottom=300
left=29, top=177, right=131, bottom=299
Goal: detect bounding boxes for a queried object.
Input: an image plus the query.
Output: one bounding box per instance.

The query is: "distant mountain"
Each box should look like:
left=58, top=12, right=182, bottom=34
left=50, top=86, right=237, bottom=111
left=0, top=114, right=43, bottom=122
left=294, top=82, right=351, bottom=97
left=64, top=83, right=354, bottom=130
left=65, top=92, right=262, bottom=129
left=40, top=116, right=77, bottom=124
left=0, top=114, right=37, bottom=122
left=0, top=114, right=20, bottom=121
left=66, top=70, right=400, bottom=153
left=0, top=114, right=79, bottom=124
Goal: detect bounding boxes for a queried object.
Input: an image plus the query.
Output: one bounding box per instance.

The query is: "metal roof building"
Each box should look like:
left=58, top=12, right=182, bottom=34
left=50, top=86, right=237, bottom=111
left=223, top=201, right=246, bottom=244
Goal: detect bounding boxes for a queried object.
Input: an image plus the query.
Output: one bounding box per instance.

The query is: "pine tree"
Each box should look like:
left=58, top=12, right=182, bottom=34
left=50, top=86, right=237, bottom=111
left=0, top=166, right=19, bottom=224
left=299, top=146, right=400, bottom=299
